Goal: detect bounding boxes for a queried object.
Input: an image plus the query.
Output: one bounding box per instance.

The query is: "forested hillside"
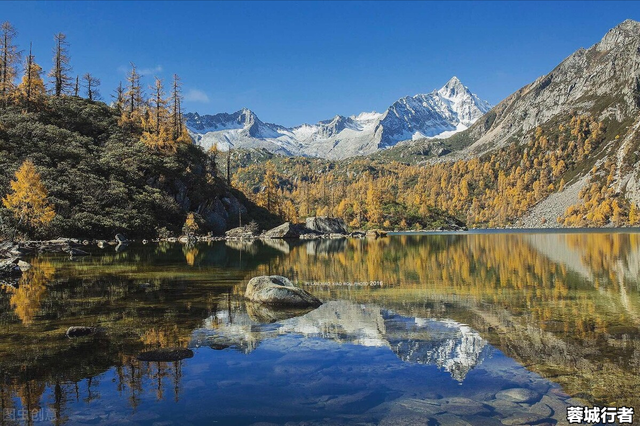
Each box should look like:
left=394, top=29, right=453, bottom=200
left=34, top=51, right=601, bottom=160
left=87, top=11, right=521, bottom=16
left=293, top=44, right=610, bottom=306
left=229, top=151, right=465, bottom=230
left=229, top=112, right=639, bottom=229
left=228, top=20, right=640, bottom=230
left=3, top=18, right=640, bottom=236
left=0, top=22, right=277, bottom=239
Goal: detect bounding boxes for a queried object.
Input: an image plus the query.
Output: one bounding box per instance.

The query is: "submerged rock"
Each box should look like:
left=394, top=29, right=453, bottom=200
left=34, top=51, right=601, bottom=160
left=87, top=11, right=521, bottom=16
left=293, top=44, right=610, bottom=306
left=432, top=413, right=474, bottom=426
left=245, top=275, right=322, bottom=307
left=137, top=348, right=194, bottom=362
left=500, top=412, right=551, bottom=425
left=441, top=397, right=491, bottom=416
left=245, top=301, right=316, bottom=323
left=495, top=388, right=541, bottom=404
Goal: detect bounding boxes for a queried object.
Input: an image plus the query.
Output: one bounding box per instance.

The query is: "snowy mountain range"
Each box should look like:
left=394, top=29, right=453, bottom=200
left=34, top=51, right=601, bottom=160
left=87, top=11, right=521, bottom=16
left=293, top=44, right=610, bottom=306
left=185, top=77, right=491, bottom=160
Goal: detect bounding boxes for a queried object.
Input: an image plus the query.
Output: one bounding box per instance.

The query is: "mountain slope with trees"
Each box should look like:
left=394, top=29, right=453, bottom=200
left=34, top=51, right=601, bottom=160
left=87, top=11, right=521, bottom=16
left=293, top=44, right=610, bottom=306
left=380, top=19, right=640, bottom=164
left=0, top=22, right=278, bottom=240
left=229, top=20, right=640, bottom=229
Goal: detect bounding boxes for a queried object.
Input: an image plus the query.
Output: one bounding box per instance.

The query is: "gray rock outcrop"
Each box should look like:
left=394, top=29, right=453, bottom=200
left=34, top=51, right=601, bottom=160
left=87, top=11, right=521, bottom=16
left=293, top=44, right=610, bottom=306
left=0, top=257, right=22, bottom=275
left=263, top=222, right=314, bottom=239
left=305, top=217, right=348, bottom=234
left=366, top=229, right=388, bottom=238
left=245, top=275, right=322, bottom=307
left=225, top=223, right=260, bottom=239
left=462, top=19, right=640, bottom=156
left=17, top=260, right=31, bottom=272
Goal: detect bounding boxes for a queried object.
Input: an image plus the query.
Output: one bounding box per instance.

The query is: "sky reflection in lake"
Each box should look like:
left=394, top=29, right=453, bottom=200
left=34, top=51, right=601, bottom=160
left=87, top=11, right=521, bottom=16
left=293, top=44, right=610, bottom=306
left=0, top=232, right=638, bottom=424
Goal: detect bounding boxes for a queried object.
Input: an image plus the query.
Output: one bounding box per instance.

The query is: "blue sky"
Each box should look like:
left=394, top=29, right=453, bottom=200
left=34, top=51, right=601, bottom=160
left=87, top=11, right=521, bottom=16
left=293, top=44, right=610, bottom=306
left=3, top=1, right=639, bottom=126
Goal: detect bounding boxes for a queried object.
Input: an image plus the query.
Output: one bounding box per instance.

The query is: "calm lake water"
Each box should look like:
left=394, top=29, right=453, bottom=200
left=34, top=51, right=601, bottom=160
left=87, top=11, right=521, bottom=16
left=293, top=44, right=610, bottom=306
left=1, top=232, right=639, bottom=425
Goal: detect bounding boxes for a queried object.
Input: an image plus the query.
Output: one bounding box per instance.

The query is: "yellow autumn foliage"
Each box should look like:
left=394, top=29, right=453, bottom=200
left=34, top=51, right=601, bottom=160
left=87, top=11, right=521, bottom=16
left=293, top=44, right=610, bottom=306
left=14, top=59, right=46, bottom=106
left=234, top=114, right=624, bottom=229
left=2, top=160, right=55, bottom=231
left=7, top=259, right=55, bottom=325
left=182, top=212, right=199, bottom=236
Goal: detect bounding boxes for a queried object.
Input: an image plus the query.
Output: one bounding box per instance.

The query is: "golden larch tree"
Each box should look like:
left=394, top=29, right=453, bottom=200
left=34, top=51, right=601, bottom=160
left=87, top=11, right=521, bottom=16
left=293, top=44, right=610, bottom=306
left=2, top=160, right=55, bottom=233
left=366, top=178, right=383, bottom=225
left=142, top=77, right=171, bottom=150
left=14, top=44, right=46, bottom=111
left=629, top=203, right=639, bottom=225
left=120, top=63, right=144, bottom=127
left=259, top=162, right=279, bottom=212
left=182, top=212, right=199, bottom=237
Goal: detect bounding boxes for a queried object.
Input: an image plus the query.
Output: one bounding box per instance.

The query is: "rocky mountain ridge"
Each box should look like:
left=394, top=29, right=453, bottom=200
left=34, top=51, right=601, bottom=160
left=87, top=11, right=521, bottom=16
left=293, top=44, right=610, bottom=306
left=369, top=19, right=640, bottom=227
left=465, top=19, right=640, bottom=155
left=186, top=77, right=490, bottom=160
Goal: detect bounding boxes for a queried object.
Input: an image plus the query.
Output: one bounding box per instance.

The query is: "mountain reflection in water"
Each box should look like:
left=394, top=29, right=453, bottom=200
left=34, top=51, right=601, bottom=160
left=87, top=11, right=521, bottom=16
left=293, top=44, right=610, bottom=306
left=0, top=231, right=638, bottom=424
left=192, top=300, right=490, bottom=382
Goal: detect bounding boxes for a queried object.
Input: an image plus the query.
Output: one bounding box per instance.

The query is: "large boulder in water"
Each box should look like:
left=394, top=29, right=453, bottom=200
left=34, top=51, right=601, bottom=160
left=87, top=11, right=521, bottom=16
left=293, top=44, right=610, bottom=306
left=305, top=216, right=348, bottom=234
left=245, top=275, right=322, bottom=308
left=263, top=222, right=314, bottom=239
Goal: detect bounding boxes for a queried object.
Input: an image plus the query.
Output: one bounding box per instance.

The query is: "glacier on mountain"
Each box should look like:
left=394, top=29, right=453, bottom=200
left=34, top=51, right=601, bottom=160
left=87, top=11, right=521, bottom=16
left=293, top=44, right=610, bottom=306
left=185, top=77, right=490, bottom=160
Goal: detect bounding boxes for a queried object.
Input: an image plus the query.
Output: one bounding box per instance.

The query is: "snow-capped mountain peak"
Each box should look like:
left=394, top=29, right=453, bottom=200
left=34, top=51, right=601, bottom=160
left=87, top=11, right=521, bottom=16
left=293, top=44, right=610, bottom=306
left=185, top=77, right=491, bottom=160
left=438, top=76, right=467, bottom=99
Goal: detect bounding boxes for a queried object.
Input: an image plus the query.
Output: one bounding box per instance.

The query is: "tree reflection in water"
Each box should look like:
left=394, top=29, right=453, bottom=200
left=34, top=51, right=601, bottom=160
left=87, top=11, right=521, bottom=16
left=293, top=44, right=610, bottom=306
left=7, top=259, right=55, bottom=325
left=0, top=232, right=637, bottom=423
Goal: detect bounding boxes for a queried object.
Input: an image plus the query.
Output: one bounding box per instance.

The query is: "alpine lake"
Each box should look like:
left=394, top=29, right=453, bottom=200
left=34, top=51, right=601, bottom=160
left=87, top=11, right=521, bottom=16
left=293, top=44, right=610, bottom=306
left=1, top=230, right=639, bottom=426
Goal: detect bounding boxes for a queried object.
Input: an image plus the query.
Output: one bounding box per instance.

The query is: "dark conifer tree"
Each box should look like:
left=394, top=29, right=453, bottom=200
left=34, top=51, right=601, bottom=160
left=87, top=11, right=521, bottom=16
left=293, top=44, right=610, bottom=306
left=49, top=33, right=72, bottom=96
left=83, top=73, right=100, bottom=101
left=0, top=21, right=20, bottom=108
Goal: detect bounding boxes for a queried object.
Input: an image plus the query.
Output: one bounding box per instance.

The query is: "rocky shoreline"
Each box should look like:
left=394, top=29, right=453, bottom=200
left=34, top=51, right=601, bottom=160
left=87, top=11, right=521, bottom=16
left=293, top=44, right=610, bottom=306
left=0, top=216, right=467, bottom=280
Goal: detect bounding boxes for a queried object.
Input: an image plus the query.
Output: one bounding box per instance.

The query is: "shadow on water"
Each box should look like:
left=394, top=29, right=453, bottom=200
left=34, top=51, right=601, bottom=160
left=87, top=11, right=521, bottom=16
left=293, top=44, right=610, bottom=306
left=0, top=232, right=638, bottom=424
